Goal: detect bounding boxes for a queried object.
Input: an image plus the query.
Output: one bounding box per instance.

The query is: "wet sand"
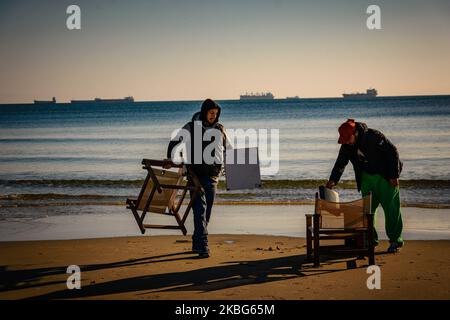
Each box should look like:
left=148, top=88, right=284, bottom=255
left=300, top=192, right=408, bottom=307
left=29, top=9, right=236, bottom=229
left=1, top=205, right=450, bottom=241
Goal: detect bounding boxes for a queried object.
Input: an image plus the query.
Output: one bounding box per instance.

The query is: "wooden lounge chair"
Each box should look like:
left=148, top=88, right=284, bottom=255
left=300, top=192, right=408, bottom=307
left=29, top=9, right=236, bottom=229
left=306, top=192, right=375, bottom=267
left=126, top=159, right=201, bottom=235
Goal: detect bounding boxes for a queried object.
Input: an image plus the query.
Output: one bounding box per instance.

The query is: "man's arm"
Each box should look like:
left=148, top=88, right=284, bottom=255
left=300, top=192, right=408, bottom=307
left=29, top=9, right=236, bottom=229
left=328, top=145, right=351, bottom=187
left=216, top=124, right=232, bottom=177
left=383, top=139, right=401, bottom=179
left=164, top=122, right=192, bottom=168
left=371, top=130, right=401, bottom=187
left=383, top=138, right=401, bottom=187
left=166, top=122, right=191, bottom=159
left=167, top=140, right=180, bottom=160
left=223, top=130, right=233, bottom=152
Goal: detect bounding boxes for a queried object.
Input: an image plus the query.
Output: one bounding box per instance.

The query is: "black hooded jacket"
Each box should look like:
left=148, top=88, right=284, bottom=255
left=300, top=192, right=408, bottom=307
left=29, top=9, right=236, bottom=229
left=167, top=99, right=227, bottom=180
left=329, top=122, right=403, bottom=191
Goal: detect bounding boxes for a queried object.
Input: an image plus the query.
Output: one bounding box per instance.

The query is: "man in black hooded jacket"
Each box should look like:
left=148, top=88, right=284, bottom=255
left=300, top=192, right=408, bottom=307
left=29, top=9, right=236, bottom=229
left=165, top=99, right=229, bottom=258
left=326, top=119, right=404, bottom=253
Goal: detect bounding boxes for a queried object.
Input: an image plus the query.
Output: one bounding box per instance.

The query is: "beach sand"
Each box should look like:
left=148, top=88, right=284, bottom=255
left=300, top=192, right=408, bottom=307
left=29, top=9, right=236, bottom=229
left=1, top=235, right=449, bottom=300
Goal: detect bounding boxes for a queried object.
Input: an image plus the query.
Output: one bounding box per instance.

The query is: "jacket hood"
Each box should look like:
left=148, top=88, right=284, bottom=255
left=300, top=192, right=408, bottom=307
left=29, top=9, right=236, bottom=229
left=355, top=122, right=368, bottom=143
left=192, top=111, right=202, bottom=122
left=355, top=122, right=368, bottom=135
left=192, top=99, right=221, bottom=127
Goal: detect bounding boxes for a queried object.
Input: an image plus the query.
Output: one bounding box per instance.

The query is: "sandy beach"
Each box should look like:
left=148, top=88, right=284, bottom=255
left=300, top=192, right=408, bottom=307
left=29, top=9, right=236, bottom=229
left=1, top=234, right=449, bottom=300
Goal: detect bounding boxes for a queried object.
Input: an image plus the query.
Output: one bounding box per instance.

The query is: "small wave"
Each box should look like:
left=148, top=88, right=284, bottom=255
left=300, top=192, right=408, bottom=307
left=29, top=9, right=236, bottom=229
left=1, top=199, right=449, bottom=209
left=0, top=201, right=126, bottom=208
left=0, top=179, right=144, bottom=188
left=0, top=137, right=150, bottom=143
left=1, top=179, right=449, bottom=189
left=0, top=193, right=124, bottom=201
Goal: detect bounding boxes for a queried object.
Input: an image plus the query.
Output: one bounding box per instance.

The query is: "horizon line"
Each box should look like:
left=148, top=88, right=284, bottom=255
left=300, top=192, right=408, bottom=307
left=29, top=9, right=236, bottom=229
left=1, top=93, right=450, bottom=106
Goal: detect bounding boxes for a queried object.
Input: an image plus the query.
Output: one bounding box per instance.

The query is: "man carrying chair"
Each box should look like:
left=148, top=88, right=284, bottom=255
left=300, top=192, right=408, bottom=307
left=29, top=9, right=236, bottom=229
left=164, top=99, right=230, bottom=258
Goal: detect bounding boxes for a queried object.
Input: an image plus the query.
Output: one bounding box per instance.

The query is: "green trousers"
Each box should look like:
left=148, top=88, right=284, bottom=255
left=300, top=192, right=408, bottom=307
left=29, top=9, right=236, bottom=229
left=360, top=172, right=404, bottom=245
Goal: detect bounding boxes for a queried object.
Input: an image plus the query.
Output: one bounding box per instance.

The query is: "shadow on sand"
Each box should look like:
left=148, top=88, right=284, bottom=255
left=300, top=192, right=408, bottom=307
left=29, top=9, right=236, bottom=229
left=0, top=249, right=385, bottom=299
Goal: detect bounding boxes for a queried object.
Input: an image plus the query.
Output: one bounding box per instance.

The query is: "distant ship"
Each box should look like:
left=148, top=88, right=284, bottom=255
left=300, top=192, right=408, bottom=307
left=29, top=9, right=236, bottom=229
left=240, top=92, right=274, bottom=101
left=286, top=96, right=301, bottom=101
left=342, top=88, right=378, bottom=99
left=34, top=97, right=56, bottom=104
left=71, top=96, right=135, bottom=104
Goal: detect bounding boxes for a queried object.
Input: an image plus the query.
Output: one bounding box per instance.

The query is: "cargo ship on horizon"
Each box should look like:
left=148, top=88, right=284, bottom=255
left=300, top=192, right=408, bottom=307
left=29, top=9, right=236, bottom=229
left=342, top=88, right=378, bottom=99
left=34, top=97, right=56, bottom=104
left=70, top=96, right=134, bottom=104
left=240, top=92, right=274, bottom=101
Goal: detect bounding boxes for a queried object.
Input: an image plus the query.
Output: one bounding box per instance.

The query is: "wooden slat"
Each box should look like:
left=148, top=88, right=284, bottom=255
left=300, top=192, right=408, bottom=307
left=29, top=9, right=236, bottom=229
left=318, top=228, right=368, bottom=234
left=143, top=224, right=182, bottom=230
left=147, top=198, right=175, bottom=207
left=142, top=158, right=183, bottom=169
left=136, top=168, right=184, bottom=211
left=319, top=235, right=356, bottom=240
left=333, top=248, right=369, bottom=254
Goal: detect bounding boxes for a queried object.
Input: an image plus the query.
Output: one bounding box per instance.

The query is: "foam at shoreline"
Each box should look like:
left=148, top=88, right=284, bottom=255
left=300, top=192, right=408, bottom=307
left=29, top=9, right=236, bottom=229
left=1, top=178, right=450, bottom=210
left=2, top=178, right=450, bottom=188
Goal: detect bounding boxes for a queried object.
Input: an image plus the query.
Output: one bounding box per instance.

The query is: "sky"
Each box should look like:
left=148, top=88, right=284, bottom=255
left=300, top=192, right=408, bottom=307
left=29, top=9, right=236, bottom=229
left=0, top=0, right=450, bottom=103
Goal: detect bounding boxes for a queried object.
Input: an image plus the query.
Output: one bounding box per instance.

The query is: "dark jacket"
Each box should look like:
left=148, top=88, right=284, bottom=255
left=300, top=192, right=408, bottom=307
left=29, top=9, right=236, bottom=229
left=167, top=101, right=227, bottom=181
left=329, top=122, right=403, bottom=191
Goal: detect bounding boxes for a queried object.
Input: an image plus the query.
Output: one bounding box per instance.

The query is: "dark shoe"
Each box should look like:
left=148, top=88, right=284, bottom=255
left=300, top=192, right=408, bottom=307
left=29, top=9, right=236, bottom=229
left=387, top=242, right=402, bottom=253
left=191, top=243, right=202, bottom=253
left=197, top=249, right=210, bottom=258
left=192, top=246, right=209, bottom=253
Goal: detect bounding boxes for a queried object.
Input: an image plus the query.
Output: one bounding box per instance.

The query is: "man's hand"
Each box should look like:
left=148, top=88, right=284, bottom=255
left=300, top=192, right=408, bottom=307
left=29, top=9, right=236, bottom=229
left=326, top=180, right=336, bottom=189
left=389, top=178, right=399, bottom=188
left=162, top=158, right=172, bottom=169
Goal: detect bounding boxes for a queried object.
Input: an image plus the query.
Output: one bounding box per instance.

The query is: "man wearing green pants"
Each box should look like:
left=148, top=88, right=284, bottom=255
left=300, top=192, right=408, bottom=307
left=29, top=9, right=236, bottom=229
left=326, top=119, right=404, bottom=253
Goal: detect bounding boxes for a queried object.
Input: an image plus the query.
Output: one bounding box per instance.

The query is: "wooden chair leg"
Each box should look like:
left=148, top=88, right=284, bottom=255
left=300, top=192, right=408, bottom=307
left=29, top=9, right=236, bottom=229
left=368, top=245, right=375, bottom=265
left=306, top=216, right=312, bottom=261
left=172, top=210, right=187, bottom=236
left=130, top=205, right=145, bottom=234
left=367, top=214, right=375, bottom=265
left=357, top=234, right=365, bottom=249
left=313, top=214, right=320, bottom=267
left=313, top=238, right=320, bottom=267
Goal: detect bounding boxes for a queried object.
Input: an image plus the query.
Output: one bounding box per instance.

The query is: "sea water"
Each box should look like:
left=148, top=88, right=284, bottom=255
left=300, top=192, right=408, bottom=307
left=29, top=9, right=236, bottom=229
left=1, top=96, right=450, bottom=216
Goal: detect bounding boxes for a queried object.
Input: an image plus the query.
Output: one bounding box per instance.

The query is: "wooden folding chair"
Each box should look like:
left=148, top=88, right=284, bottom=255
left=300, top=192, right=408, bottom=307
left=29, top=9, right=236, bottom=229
left=126, top=159, right=201, bottom=235
left=306, top=192, right=375, bottom=267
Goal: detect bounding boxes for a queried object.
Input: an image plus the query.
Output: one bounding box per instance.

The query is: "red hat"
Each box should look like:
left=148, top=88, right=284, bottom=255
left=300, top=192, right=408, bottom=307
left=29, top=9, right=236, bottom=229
left=338, top=119, right=356, bottom=144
